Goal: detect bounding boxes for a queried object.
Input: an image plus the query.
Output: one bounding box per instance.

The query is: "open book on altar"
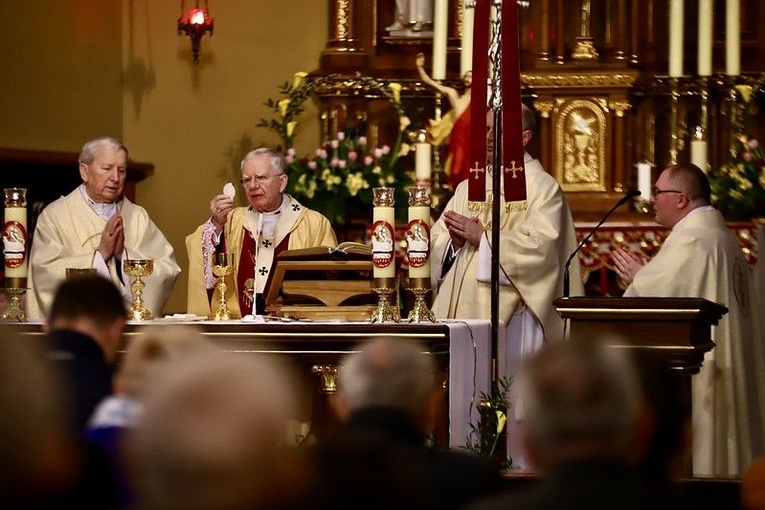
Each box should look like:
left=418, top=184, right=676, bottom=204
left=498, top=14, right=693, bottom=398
left=264, top=242, right=377, bottom=321
left=275, top=241, right=372, bottom=260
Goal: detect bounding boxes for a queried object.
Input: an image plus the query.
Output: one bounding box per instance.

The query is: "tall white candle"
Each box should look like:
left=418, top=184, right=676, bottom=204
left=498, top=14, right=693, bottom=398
left=3, top=188, right=28, bottom=283
left=460, top=2, right=474, bottom=78
left=726, top=0, right=741, bottom=76
left=415, top=143, right=432, bottom=184
left=698, top=0, right=713, bottom=76
left=668, top=0, right=685, bottom=77
left=637, top=163, right=652, bottom=201
left=407, top=187, right=431, bottom=280
left=690, top=127, right=708, bottom=173
left=432, top=0, right=448, bottom=80
left=372, top=188, right=396, bottom=279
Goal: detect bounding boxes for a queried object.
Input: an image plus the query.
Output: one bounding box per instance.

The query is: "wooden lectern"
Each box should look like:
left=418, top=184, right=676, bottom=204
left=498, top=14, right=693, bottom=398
left=553, top=297, right=728, bottom=374
left=554, top=297, right=729, bottom=476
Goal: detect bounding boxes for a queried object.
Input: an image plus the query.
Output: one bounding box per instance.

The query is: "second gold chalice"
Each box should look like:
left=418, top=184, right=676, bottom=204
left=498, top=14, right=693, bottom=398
left=211, top=253, right=234, bottom=321
left=124, top=259, right=154, bottom=321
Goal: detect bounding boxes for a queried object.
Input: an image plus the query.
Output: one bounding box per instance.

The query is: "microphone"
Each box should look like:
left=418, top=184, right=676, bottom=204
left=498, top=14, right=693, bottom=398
left=562, top=189, right=641, bottom=298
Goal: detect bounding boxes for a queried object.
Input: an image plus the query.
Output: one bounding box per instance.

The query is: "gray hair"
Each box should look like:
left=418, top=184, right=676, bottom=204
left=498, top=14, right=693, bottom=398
left=130, top=351, right=298, bottom=509
left=521, top=103, right=536, bottom=132
left=240, top=148, right=286, bottom=175
left=339, top=338, right=435, bottom=419
left=78, top=137, right=128, bottom=164
left=519, top=341, right=641, bottom=458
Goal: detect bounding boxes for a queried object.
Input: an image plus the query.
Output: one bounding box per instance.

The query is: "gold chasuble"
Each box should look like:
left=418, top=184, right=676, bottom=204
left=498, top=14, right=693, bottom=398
left=625, top=208, right=765, bottom=477
left=186, top=196, right=337, bottom=318
left=28, top=188, right=181, bottom=319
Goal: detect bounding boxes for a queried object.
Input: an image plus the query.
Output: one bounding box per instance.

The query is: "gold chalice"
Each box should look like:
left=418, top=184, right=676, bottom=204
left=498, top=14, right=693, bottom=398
left=123, top=259, right=154, bottom=321
left=211, top=253, right=234, bottom=321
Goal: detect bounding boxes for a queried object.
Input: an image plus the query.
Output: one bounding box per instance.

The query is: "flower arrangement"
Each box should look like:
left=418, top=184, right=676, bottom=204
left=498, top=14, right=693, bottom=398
left=464, top=376, right=513, bottom=469
left=709, top=134, right=765, bottom=220
left=257, top=72, right=413, bottom=225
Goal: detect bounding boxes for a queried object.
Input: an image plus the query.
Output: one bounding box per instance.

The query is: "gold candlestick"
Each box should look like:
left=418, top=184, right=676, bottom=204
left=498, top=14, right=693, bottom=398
left=371, top=277, right=400, bottom=323
left=406, top=277, right=436, bottom=323
left=211, top=253, right=234, bottom=321
left=0, top=287, right=26, bottom=322
left=124, top=259, right=154, bottom=321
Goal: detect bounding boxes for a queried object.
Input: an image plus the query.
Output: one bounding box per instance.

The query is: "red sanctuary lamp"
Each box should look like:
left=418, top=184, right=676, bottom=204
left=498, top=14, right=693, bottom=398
left=177, top=0, right=214, bottom=65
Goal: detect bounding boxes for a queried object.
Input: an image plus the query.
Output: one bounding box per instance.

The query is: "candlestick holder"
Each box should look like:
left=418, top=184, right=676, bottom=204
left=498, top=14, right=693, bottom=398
left=0, top=284, right=26, bottom=322
left=371, top=277, right=400, bottom=323
left=124, top=259, right=154, bottom=321
left=405, top=277, right=435, bottom=323
left=211, top=252, right=234, bottom=321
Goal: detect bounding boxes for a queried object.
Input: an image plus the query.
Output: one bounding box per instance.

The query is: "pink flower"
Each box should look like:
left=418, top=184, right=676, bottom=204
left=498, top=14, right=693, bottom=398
left=358, top=136, right=367, bottom=146
left=330, top=140, right=339, bottom=149
left=316, top=148, right=327, bottom=159
left=348, top=151, right=358, bottom=162
left=363, top=155, right=374, bottom=166
left=337, top=132, right=346, bottom=141
left=308, top=160, right=317, bottom=170
left=749, top=139, right=760, bottom=150
left=331, top=157, right=340, bottom=168
left=286, top=147, right=296, bottom=157
left=338, top=160, right=347, bottom=169
left=381, top=145, right=391, bottom=155
left=373, top=148, right=384, bottom=159
left=285, top=155, right=294, bottom=164
left=743, top=152, right=753, bottom=162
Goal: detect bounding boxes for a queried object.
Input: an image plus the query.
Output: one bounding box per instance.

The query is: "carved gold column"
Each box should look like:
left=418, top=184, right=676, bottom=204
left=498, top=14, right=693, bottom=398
left=609, top=100, right=631, bottom=192
left=322, top=0, right=366, bottom=70
left=614, top=0, right=628, bottom=61
left=538, top=0, right=551, bottom=63
left=554, top=0, right=565, bottom=64
left=572, top=0, right=598, bottom=61
left=533, top=99, right=556, bottom=171
left=629, top=0, right=639, bottom=64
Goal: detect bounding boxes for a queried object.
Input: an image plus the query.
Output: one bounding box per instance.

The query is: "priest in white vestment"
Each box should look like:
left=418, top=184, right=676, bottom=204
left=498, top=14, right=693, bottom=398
left=612, top=163, right=765, bottom=477
left=28, top=137, right=181, bottom=319
left=430, top=105, right=583, bottom=469
left=186, top=148, right=337, bottom=318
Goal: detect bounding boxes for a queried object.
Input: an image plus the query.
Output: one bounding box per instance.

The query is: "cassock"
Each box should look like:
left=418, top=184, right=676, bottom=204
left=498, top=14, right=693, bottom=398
left=431, top=157, right=582, bottom=344
left=186, top=195, right=337, bottom=318
left=28, top=188, right=181, bottom=319
left=625, top=207, right=765, bottom=477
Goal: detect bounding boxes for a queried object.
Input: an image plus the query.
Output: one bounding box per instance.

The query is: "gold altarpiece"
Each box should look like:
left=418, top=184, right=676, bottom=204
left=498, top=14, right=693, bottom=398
left=310, top=0, right=763, bottom=288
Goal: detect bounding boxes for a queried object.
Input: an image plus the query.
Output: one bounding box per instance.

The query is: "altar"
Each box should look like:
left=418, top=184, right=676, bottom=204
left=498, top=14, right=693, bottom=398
left=3, top=318, right=494, bottom=449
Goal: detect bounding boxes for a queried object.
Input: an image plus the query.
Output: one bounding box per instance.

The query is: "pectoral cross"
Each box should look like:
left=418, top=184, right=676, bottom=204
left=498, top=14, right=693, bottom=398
left=504, top=160, right=524, bottom=179
left=469, top=162, right=484, bottom=180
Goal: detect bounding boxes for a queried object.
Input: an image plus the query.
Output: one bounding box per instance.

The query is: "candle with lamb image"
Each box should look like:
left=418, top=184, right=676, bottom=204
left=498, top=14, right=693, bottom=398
left=407, top=186, right=431, bottom=280
left=372, top=188, right=396, bottom=279
left=3, top=188, right=28, bottom=285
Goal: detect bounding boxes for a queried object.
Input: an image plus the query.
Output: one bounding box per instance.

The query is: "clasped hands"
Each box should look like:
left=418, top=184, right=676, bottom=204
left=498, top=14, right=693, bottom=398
left=443, top=210, right=484, bottom=249
left=611, top=247, right=648, bottom=285
left=98, top=214, right=125, bottom=263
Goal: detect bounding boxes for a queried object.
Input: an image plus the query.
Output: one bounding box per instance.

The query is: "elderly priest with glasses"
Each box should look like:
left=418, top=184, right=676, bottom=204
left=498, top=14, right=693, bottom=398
left=186, top=148, right=337, bottom=318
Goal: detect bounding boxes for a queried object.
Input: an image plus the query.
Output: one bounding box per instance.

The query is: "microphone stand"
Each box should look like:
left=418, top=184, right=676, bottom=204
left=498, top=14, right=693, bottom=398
left=562, top=190, right=640, bottom=298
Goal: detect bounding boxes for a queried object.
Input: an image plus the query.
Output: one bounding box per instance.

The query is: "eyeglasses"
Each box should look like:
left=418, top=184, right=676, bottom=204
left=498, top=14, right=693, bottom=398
left=240, top=174, right=284, bottom=187
left=652, top=187, right=683, bottom=196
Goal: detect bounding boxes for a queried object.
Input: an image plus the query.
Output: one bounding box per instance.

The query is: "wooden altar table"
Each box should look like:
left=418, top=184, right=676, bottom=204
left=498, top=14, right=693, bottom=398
left=2, top=319, right=493, bottom=449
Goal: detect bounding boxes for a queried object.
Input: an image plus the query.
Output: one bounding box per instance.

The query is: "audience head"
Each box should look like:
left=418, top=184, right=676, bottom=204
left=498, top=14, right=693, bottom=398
left=337, top=338, right=436, bottom=430
left=240, top=147, right=288, bottom=213
left=0, top=332, right=76, bottom=506
left=651, top=163, right=711, bottom=228
left=46, top=274, right=127, bottom=362
left=518, top=341, right=642, bottom=469
left=117, top=325, right=216, bottom=398
left=128, top=350, right=300, bottom=510
left=78, top=136, right=128, bottom=204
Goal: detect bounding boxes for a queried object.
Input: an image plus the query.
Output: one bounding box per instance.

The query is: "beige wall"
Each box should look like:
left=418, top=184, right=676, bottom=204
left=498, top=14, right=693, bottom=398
left=0, top=0, right=327, bottom=314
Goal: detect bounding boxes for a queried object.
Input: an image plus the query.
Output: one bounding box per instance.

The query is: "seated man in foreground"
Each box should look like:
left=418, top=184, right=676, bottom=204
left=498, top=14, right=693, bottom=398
left=186, top=148, right=337, bottom=318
